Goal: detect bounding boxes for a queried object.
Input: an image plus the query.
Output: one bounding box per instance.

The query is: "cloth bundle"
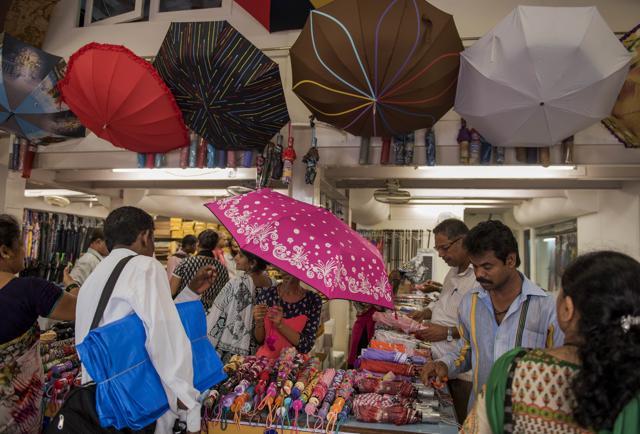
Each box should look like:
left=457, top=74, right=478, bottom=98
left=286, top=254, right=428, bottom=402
left=352, top=393, right=421, bottom=425
left=358, top=359, right=414, bottom=377
left=360, top=348, right=426, bottom=366
left=354, top=376, right=417, bottom=398
left=373, top=311, right=426, bottom=334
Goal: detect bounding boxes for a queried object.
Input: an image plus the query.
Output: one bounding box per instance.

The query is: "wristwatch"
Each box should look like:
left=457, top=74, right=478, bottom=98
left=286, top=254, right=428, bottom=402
left=446, top=327, right=453, bottom=342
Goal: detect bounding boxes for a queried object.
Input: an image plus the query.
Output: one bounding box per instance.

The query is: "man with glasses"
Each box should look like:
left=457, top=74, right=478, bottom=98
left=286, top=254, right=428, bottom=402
left=410, top=218, right=476, bottom=422
left=421, top=220, right=563, bottom=419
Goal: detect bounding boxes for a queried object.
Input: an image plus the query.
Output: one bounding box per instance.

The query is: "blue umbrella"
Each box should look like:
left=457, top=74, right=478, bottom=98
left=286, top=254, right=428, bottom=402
left=0, top=33, right=84, bottom=144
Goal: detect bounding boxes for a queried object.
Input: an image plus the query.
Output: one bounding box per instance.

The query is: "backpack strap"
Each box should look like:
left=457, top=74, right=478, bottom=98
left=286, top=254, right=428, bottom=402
left=90, top=255, right=136, bottom=330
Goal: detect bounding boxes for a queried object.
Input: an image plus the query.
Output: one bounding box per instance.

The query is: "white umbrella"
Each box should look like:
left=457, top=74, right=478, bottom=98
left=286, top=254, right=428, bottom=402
left=454, top=6, right=632, bottom=147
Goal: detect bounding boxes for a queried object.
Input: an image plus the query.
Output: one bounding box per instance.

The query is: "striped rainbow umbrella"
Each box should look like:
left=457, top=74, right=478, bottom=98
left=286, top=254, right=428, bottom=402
left=154, top=21, right=289, bottom=151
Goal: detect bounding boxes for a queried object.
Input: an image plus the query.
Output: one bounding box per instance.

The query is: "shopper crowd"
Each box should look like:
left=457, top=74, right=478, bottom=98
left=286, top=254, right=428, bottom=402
left=1, top=207, right=638, bottom=433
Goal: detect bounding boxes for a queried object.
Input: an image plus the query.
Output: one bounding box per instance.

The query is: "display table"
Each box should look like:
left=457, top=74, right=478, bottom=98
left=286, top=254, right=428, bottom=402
left=202, top=417, right=458, bottom=434
left=201, top=392, right=458, bottom=434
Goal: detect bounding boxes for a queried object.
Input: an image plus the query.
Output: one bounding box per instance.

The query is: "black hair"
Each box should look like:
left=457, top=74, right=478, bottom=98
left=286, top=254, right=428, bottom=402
left=89, top=228, right=105, bottom=244
left=197, top=229, right=219, bottom=251
left=181, top=235, right=197, bottom=248
left=0, top=214, right=20, bottom=250
left=433, top=218, right=469, bottom=240
left=562, top=251, right=640, bottom=430
left=463, top=220, right=520, bottom=267
left=104, top=207, right=154, bottom=249
left=241, top=249, right=268, bottom=273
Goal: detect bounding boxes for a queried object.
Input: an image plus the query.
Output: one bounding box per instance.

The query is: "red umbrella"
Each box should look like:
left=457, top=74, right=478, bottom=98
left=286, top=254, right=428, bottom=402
left=235, top=0, right=314, bottom=32
left=58, top=43, right=188, bottom=153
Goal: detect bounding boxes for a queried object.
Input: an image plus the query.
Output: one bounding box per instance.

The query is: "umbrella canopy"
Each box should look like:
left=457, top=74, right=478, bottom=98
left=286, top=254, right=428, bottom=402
left=602, top=23, right=640, bottom=148
left=154, top=21, right=290, bottom=151
left=235, top=0, right=314, bottom=32
left=290, top=0, right=463, bottom=137
left=0, top=33, right=84, bottom=144
left=58, top=42, right=189, bottom=153
left=455, top=6, right=632, bottom=147
left=1, top=0, right=60, bottom=48
left=206, top=189, right=393, bottom=308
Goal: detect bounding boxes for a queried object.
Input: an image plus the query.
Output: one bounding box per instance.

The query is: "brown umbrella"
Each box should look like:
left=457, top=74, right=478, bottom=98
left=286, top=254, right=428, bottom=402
left=290, top=0, right=462, bottom=137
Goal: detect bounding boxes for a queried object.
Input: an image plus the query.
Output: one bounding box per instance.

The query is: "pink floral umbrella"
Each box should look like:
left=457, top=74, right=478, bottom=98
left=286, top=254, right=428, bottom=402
left=205, top=189, right=393, bottom=308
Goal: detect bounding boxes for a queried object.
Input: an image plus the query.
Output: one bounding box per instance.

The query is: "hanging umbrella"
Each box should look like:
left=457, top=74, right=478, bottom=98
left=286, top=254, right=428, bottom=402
left=58, top=42, right=189, bottom=153
left=290, top=0, right=463, bottom=137
left=1, top=0, right=60, bottom=48
left=235, top=0, right=314, bottom=33
left=0, top=33, right=84, bottom=144
left=455, top=6, right=632, bottom=147
left=206, top=189, right=393, bottom=308
left=154, top=21, right=290, bottom=151
left=602, top=23, right=640, bottom=148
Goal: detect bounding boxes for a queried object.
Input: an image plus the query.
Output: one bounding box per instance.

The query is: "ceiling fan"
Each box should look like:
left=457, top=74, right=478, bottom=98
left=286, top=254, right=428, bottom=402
left=373, top=179, right=411, bottom=204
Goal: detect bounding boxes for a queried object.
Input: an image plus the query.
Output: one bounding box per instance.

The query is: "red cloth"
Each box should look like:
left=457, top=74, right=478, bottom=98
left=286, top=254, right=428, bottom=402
left=348, top=306, right=376, bottom=366
left=256, top=314, right=308, bottom=359
left=359, top=359, right=414, bottom=377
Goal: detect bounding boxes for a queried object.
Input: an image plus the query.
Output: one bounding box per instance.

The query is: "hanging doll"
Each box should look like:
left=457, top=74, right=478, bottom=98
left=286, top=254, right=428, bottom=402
left=457, top=119, right=471, bottom=164
left=302, top=120, right=319, bottom=185
left=271, top=133, right=284, bottom=180
left=282, top=123, right=297, bottom=185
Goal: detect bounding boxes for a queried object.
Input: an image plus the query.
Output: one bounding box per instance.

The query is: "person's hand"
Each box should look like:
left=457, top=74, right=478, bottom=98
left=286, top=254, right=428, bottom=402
left=421, top=361, right=449, bottom=386
left=63, top=264, right=76, bottom=287
left=414, top=323, right=448, bottom=342
left=267, top=305, right=284, bottom=328
left=253, top=304, right=268, bottom=323
left=414, top=279, right=434, bottom=292
left=188, top=265, right=217, bottom=294
left=409, top=309, right=428, bottom=322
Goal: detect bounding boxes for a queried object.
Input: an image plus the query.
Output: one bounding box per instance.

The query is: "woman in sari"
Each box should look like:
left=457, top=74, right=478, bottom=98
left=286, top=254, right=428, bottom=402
left=463, top=251, right=640, bottom=434
left=0, top=215, right=76, bottom=434
left=207, top=250, right=271, bottom=363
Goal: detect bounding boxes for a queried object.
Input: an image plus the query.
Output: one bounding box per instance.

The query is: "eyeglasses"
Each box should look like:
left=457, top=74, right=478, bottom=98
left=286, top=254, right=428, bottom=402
left=434, top=237, right=462, bottom=253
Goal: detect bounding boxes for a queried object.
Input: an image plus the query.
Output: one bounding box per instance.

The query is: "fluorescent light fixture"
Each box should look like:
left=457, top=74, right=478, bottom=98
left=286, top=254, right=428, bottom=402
left=408, top=198, right=521, bottom=205
left=543, top=237, right=556, bottom=242
left=415, top=165, right=580, bottom=179
left=25, top=189, right=86, bottom=197
left=110, top=168, right=247, bottom=180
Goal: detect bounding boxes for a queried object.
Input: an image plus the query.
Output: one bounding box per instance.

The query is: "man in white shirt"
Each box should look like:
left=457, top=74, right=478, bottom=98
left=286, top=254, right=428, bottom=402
left=411, top=218, right=476, bottom=422
left=75, top=207, right=216, bottom=434
left=69, top=228, right=109, bottom=286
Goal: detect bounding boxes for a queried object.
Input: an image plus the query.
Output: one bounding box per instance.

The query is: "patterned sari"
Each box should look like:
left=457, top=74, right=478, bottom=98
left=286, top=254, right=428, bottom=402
left=0, top=326, right=44, bottom=434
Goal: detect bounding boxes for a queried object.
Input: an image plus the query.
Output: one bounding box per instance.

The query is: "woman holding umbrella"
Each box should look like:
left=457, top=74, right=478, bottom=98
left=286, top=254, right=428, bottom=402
left=253, top=270, right=323, bottom=358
